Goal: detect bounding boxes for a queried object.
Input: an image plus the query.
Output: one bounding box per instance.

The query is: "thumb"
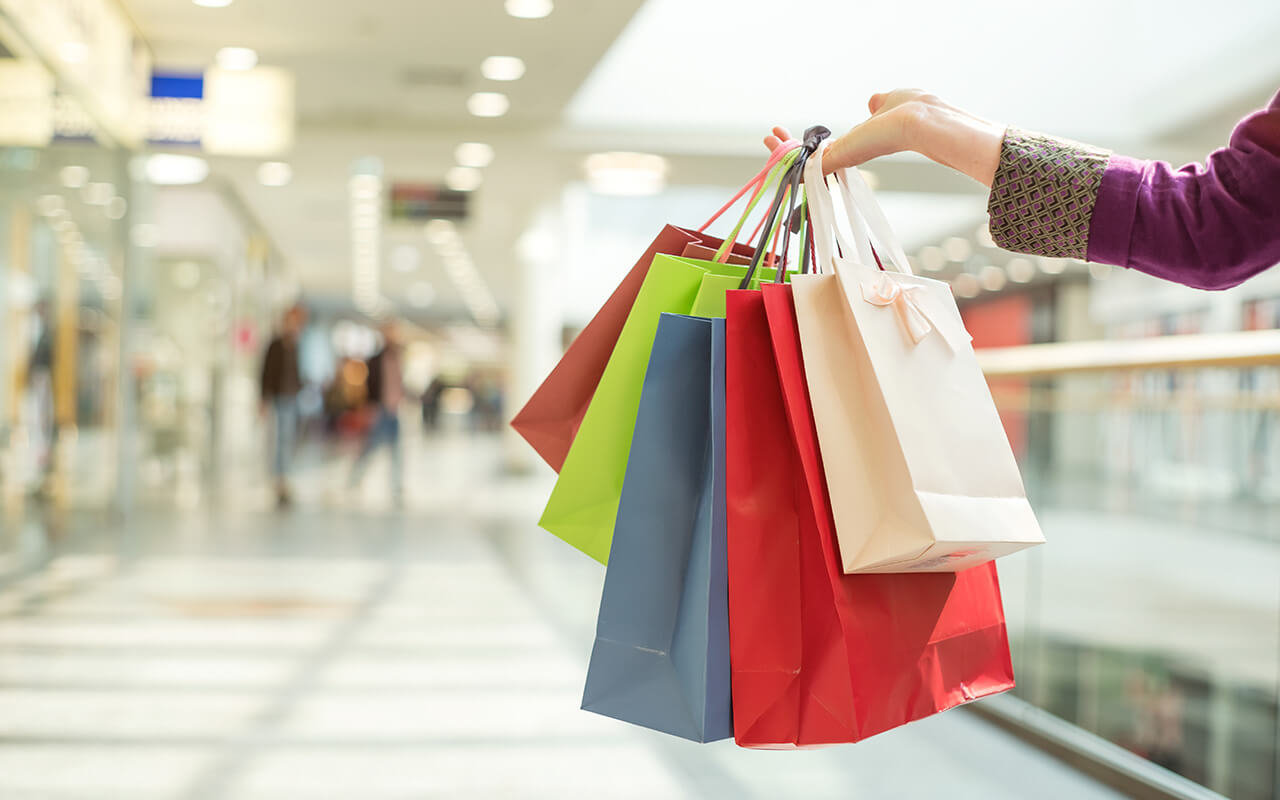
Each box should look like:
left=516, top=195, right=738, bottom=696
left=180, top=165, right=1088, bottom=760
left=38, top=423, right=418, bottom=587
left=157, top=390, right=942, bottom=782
left=822, top=132, right=856, bottom=173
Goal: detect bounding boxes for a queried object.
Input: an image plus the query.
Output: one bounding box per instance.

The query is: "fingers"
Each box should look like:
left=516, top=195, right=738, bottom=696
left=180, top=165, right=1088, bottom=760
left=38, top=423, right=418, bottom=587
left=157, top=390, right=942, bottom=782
left=762, top=125, right=795, bottom=153
left=868, top=92, right=886, bottom=115
left=821, top=110, right=907, bottom=172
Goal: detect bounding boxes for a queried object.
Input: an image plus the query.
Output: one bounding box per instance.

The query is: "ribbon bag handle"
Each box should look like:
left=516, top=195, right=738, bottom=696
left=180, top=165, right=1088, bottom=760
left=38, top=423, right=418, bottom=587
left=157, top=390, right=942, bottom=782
left=738, top=126, right=829, bottom=289
left=772, top=126, right=829, bottom=283
left=803, top=140, right=874, bottom=272
left=710, top=147, right=801, bottom=264
left=699, top=140, right=802, bottom=264
left=830, top=164, right=913, bottom=275
left=697, top=138, right=800, bottom=233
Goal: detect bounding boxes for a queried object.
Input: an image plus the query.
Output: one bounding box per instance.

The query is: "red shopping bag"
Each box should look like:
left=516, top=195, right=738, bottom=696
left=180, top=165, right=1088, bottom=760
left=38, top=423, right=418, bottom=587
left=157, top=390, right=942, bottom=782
left=725, top=286, right=1014, bottom=748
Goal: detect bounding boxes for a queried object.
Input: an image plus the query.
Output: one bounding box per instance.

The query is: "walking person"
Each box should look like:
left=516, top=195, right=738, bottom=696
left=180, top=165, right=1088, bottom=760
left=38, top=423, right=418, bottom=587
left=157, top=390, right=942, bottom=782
left=349, top=321, right=406, bottom=505
left=260, top=303, right=307, bottom=508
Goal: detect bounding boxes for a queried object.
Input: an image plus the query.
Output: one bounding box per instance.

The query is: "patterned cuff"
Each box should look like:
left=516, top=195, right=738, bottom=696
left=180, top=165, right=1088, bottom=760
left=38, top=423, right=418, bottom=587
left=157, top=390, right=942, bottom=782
left=987, top=127, right=1110, bottom=260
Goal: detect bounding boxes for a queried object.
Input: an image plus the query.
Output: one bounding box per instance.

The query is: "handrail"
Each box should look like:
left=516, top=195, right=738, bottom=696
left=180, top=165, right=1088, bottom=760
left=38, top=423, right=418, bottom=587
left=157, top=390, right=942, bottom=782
left=976, top=329, right=1280, bottom=377
left=969, top=695, right=1232, bottom=800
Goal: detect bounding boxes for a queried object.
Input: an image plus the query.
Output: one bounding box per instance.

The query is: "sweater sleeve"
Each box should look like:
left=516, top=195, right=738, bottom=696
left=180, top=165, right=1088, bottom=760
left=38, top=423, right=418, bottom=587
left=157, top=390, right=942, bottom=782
left=1087, top=92, right=1280, bottom=290
left=988, top=90, right=1280, bottom=291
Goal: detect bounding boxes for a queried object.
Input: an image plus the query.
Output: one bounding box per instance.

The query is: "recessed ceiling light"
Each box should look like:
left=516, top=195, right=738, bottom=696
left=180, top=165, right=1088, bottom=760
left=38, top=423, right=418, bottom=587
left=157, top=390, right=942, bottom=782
left=1039, top=257, right=1067, bottom=275
left=257, top=161, right=292, bottom=186
left=60, top=165, right=89, bottom=188
left=584, top=152, right=668, bottom=196
left=918, top=246, right=945, bottom=272
left=979, top=265, right=1007, bottom=291
left=215, top=47, right=258, bottom=71
left=1007, top=257, right=1036, bottom=283
left=952, top=273, right=980, bottom=299
left=481, top=56, right=525, bottom=81
left=942, top=236, right=972, bottom=262
left=194, top=0, right=233, bottom=6
left=467, top=92, right=509, bottom=118
left=505, top=0, right=552, bottom=18
left=144, top=154, right=209, bottom=185
left=454, top=142, right=494, bottom=169
left=105, top=197, right=128, bottom=220
left=446, top=166, right=483, bottom=192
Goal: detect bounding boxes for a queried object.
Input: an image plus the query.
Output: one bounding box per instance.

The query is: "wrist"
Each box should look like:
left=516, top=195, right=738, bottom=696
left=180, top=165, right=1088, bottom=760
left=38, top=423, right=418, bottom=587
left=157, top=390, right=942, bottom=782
left=912, top=101, right=1005, bottom=188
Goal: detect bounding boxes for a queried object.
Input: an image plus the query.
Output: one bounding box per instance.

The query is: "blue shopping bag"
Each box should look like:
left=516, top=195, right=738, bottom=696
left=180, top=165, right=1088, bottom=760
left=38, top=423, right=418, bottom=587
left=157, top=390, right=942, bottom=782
left=580, top=314, right=731, bottom=742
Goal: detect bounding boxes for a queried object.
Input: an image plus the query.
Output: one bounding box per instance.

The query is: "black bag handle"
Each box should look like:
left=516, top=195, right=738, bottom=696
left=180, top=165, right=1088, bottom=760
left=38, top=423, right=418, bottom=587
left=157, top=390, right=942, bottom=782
left=738, top=125, right=830, bottom=290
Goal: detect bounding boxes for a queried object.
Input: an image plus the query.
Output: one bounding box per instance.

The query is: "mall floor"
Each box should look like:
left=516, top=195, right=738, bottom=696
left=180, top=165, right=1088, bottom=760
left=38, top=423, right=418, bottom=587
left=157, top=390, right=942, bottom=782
left=0, top=430, right=1130, bottom=800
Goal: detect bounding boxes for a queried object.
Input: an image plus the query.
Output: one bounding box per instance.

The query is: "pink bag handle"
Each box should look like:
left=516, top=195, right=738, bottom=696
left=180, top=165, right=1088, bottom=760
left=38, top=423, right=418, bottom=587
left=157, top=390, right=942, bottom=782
left=697, top=139, right=801, bottom=233
left=703, top=143, right=802, bottom=263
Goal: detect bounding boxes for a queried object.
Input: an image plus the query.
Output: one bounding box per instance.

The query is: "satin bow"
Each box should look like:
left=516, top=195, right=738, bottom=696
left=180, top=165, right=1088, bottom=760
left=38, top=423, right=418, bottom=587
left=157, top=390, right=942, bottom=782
left=860, top=273, right=969, bottom=350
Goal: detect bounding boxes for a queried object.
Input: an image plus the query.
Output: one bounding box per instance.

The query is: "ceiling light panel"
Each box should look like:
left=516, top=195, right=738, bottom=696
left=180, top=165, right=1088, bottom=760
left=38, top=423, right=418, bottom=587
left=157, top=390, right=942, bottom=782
left=215, top=47, right=258, bottom=71
left=467, top=92, right=509, bottom=118
left=505, top=0, right=552, bottom=19
left=481, top=56, right=526, bottom=81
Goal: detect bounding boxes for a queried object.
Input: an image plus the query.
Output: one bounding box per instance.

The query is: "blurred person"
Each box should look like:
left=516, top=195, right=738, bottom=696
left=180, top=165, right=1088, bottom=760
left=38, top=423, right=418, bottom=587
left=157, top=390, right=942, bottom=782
left=765, top=87, right=1280, bottom=290
left=421, top=375, right=445, bottom=432
left=348, top=321, right=406, bottom=504
left=27, top=300, right=55, bottom=485
left=260, top=303, right=307, bottom=507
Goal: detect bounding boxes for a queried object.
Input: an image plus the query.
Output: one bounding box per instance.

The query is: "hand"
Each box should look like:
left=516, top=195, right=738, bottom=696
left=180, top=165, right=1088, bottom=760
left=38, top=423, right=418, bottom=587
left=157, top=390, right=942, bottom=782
left=764, top=89, right=1005, bottom=187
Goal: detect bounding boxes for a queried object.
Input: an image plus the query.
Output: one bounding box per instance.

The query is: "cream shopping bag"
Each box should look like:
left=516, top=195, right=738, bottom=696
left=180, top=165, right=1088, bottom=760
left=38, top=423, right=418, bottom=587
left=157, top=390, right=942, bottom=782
left=790, top=142, right=1044, bottom=573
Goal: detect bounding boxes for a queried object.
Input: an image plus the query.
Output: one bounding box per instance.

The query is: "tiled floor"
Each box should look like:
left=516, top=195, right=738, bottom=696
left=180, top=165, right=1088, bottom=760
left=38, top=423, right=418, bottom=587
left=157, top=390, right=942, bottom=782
left=0, top=434, right=1129, bottom=799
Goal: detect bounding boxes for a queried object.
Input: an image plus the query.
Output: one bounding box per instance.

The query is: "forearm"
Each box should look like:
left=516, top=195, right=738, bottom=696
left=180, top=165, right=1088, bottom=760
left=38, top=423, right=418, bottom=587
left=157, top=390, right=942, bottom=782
left=910, top=101, right=1005, bottom=188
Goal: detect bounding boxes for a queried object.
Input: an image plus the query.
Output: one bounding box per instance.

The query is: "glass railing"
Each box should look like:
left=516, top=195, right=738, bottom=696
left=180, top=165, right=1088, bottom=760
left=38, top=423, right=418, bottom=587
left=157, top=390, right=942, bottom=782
left=979, top=332, right=1280, bottom=800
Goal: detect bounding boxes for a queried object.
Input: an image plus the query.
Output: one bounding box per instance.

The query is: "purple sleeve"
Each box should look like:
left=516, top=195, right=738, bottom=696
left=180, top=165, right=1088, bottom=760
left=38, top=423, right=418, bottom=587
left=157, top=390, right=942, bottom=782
left=1086, top=91, right=1280, bottom=290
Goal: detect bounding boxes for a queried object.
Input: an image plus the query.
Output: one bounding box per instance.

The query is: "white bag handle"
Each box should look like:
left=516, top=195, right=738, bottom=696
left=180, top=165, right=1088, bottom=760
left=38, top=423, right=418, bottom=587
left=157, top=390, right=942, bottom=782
left=831, top=166, right=914, bottom=275
left=803, top=141, right=875, bottom=271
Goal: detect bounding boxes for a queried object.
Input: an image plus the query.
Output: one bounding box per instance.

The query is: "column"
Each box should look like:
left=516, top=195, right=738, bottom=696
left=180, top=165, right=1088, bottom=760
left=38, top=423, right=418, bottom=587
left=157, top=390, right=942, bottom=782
left=112, top=152, right=139, bottom=519
left=50, top=218, right=78, bottom=506
left=503, top=201, right=569, bottom=475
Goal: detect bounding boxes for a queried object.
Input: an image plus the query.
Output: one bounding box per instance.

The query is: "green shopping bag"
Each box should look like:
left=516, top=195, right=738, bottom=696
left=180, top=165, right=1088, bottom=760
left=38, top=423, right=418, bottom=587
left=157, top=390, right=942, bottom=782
left=539, top=151, right=802, bottom=563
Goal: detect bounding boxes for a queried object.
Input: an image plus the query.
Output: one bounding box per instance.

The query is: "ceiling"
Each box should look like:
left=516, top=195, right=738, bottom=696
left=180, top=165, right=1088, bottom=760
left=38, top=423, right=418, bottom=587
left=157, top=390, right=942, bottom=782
left=114, top=0, right=1280, bottom=325
left=120, top=0, right=648, bottom=321
left=568, top=0, right=1280, bottom=151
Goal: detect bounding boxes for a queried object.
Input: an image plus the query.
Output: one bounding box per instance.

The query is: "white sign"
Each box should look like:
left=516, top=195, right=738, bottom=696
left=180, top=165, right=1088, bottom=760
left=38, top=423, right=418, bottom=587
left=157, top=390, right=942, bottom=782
left=202, top=67, right=295, bottom=156
left=0, top=60, right=54, bottom=146
left=0, top=0, right=150, bottom=144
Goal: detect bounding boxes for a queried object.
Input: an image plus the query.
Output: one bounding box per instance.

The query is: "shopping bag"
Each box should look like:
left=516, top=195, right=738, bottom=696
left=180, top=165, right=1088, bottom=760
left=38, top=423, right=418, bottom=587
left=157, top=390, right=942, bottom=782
left=791, top=144, right=1045, bottom=573
left=581, top=314, right=731, bottom=742
left=539, top=150, right=801, bottom=563
left=726, top=286, right=1015, bottom=748
left=510, top=227, right=752, bottom=472
left=510, top=141, right=800, bottom=473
